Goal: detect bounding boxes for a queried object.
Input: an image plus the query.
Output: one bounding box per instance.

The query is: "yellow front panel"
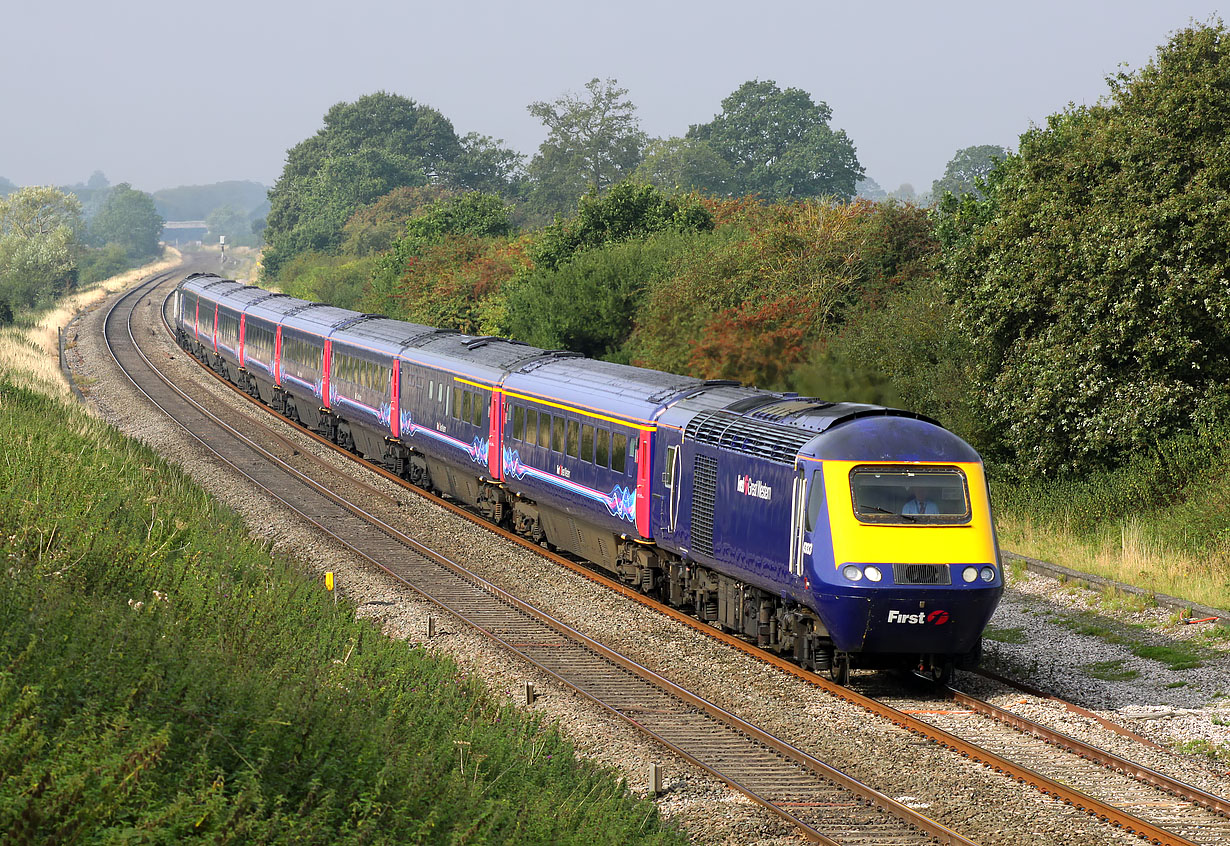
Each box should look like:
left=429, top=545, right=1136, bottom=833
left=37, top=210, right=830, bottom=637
left=820, top=460, right=997, bottom=566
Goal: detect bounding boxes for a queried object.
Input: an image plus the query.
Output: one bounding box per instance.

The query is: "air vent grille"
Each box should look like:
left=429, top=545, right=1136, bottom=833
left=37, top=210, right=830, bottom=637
left=685, top=411, right=814, bottom=464
left=691, top=454, right=718, bottom=557
left=892, top=563, right=952, bottom=585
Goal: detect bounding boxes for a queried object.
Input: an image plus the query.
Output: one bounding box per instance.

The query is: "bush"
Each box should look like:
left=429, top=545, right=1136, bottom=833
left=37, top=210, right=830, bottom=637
left=77, top=244, right=131, bottom=284
left=936, top=22, right=1230, bottom=478
left=278, top=253, right=378, bottom=311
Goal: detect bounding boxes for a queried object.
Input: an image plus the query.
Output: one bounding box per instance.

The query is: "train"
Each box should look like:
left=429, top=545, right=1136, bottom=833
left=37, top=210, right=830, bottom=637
left=174, top=272, right=1003, bottom=683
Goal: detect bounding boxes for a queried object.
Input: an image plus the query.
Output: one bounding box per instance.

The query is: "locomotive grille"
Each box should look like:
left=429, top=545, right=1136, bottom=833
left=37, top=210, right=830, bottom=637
left=691, top=454, right=718, bottom=557
left=892, top=563, right=952, bottom=585
left=685, top=410, right=815, bottom=464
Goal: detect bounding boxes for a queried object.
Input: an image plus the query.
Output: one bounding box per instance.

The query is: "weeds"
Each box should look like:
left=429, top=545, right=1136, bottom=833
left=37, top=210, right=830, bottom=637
left=983, top=625, right=1028, bottom=644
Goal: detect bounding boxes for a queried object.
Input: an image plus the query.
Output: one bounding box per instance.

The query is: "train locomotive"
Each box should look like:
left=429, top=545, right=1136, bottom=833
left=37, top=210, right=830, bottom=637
left=175, top=272, right=1003, bottom=683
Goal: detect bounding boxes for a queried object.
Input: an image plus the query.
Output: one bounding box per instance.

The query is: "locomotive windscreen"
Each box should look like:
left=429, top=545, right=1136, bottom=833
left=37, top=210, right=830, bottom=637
left=848, top=465, right=971, bottom=525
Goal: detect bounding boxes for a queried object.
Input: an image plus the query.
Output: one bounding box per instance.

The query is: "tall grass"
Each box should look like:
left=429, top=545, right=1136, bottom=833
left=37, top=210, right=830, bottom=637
left=0, top=378, right=681, bottom=843
left=994, top=423, right=1230, bottom=610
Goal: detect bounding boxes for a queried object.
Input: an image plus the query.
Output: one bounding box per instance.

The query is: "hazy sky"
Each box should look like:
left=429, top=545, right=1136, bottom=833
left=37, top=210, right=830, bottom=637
left=2, top=1, right=1225, bottom=196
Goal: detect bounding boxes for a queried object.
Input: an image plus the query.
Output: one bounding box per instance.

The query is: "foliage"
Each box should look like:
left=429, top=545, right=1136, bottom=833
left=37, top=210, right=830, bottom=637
left=687, top=80, right=864, bottom=201
left=152, top=180, right=269, bottom=221
left=451, top=131, right=526, bottom=195
left=632, top=137, right=733, bottom=196
left=525, top=78, right=648, bottom=220
left=936, top=21, right=1230, bottom=477
left=262, top=92, right=468, bottom=279
left=277, top=253, right=379, bottom=312
left=0, top=380, right=684, bottom=845
left=0, top=186, right=83, bottom=239
left=0, top=187, right=82, bottom=309
left=378, top=235, right=531, bottom=334
left=530, top=181, right=713, bottom=271
left=931, top=144, right=1009, bottom=200
left=341, top=185, right=453, bottom=256
left=77, top=244, right=133, bottom=285
left=206, top=204, right=261, bottom=247
left=0, top=176, right=15, bottom=198
left=628, top=198, right=917, bottom=387
left=505, top=232, right=700, bottom=359
left=88, top=183, right=163, bottom=259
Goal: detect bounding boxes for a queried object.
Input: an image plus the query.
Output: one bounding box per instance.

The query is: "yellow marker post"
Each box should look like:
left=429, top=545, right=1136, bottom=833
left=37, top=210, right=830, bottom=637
left=325, top=571, right=335, bottom=604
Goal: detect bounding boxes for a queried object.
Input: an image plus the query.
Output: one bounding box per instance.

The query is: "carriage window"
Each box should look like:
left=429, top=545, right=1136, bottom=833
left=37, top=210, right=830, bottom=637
left=580, top=424, right=594, bottom=463
left=806, top=470, right=825, bottom=531
left=565, top=419, right=579, bottom=458
left=526, top=409, right=538, bottom=446
left=595, top=428, right=609, bottom=467
left=513, top=406, right=525, bottom=440
left=848, top=466, right=971, bottom=525
left=471, top=393, right=483, bottom=427
left=611, top=432, right=628, bottom=473
left=539, top=411, right=551, bottom=448
left=551, top=415, right=564, bottom=453
left=461, top=390, right=471, bottom=423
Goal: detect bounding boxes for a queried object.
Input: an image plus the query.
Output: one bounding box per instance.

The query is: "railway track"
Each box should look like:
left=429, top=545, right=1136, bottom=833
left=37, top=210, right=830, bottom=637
left=96, top=268, right=1230, bottom=845
left=103, top=274, right=979, bottom=844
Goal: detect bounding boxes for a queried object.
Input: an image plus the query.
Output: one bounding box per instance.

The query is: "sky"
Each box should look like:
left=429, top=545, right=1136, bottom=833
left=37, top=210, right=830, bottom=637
left=1, top=1, right=1225, bottom=198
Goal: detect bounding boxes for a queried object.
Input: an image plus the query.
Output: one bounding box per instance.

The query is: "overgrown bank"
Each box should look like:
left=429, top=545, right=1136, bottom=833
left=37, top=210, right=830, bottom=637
left=0, top=376, right=681, bottom=842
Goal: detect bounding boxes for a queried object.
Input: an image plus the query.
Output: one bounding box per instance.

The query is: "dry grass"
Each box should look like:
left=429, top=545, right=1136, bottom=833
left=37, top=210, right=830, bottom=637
left=0, top=248, right=181, bottom=399
left=998, top=512, right=1230, bottom=611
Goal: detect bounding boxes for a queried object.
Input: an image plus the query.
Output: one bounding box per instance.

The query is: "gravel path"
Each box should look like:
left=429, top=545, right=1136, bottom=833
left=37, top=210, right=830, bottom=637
left=61, top=273, right=1230, bottom=845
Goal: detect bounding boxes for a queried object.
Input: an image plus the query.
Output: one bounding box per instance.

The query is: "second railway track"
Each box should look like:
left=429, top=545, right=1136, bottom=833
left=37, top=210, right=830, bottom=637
left=84, top=268, right=1230, bottom=846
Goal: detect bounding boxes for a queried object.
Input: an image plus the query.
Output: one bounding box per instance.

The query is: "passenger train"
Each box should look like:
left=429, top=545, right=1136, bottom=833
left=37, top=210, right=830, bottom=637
left=175, top=272, right=1003, bottom=683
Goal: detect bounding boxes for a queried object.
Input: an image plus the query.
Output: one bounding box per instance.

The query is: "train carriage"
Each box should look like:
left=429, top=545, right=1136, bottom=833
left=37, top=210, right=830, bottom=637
left=173, top=273, right=1003, bottom=683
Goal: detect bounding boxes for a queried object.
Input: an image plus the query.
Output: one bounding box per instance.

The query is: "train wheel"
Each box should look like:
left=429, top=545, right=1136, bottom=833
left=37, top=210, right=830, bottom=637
left=830, top=653, right=850, bottom=685
left=929, top=660, right=954, bottom=686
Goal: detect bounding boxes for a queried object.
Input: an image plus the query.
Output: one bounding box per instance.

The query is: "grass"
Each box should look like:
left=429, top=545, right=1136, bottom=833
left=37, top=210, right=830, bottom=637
left=993, top=422, right=1230, bottom=612
left=0, top=267, right=683, bottom=844
left=1056, top=615, right=1207, bottom=671
left=1082, top=660, right=1139, bottom=682
left=1174, top=739, right=1230, bottom=764
left=982, top=625, right=1028, bottom=644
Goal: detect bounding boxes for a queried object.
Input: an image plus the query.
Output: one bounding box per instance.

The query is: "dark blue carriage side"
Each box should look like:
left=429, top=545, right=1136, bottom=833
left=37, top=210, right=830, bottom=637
left=277, top=303, right=357, bottom=431
left=499, top=358, right=707, bottom=558
left=326, top=317, right=434, bottom=461
left=396, top=333, right=546, bottom=508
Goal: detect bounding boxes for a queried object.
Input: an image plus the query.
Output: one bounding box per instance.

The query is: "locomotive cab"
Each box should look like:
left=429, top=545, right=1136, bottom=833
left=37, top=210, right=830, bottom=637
left=798, top=414, right=1003, bottom=681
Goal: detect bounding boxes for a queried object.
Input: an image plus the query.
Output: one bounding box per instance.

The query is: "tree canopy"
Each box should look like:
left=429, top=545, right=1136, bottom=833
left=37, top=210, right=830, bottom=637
left=262, top=92, right=477, bottom=279
left=687, top=80, right=864, bottom=201
left=632, top=137, right=733, bottom=196
left=937, top=22, right=1230, bottom=477
left=0, top=186, right=83, bottom=311
left=89, top=183, right=163, bottom=259
left=525, top=78, right=648, bottom=219
left=931, top=144, right=1009, bottom=200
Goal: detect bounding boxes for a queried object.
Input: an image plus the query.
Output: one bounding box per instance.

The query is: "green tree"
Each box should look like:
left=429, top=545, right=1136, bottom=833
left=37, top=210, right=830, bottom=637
left=937, top=21, right=1230, bottom=477
left=525, top=78, right=648, bottom=219
left=205, top=205, right=259, bottom=247
left=687, top=80, right=863, bottom=201
left=450, top=132, right=526, bottom=195
left=632, top=137, right=733, bottom=195
left=931, top=144, right=1009, bottom=200
left=341, top=185, right=452, bottom=256
left=89, top=183, right=163, bottom=259
left=529, top=181, right=713, bottom=272
left=0, top=186, right=83, bottom=307
left=262, top=92, right=467, bottom=279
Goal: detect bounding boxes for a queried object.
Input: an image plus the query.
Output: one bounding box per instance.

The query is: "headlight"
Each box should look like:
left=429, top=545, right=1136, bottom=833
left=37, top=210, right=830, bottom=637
left=842, top=564, right=863, bottom=582
left=980, top=566, right=996, bottom=583
left=864, top=565, right=883, bottom=582
left=962, top=566, right=979, bottom=583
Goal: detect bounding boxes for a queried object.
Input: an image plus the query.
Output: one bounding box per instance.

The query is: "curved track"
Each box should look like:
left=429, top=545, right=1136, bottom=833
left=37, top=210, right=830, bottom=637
left=103, top=275, right=980, bottom=845
left=98, top=269, right=1230, bottom=845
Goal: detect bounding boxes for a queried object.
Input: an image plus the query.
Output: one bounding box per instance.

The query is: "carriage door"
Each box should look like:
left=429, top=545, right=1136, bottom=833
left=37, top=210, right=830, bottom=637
left=788, top=466, right=807, bottom=578
left=662, top=444, right=682, bottom=532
